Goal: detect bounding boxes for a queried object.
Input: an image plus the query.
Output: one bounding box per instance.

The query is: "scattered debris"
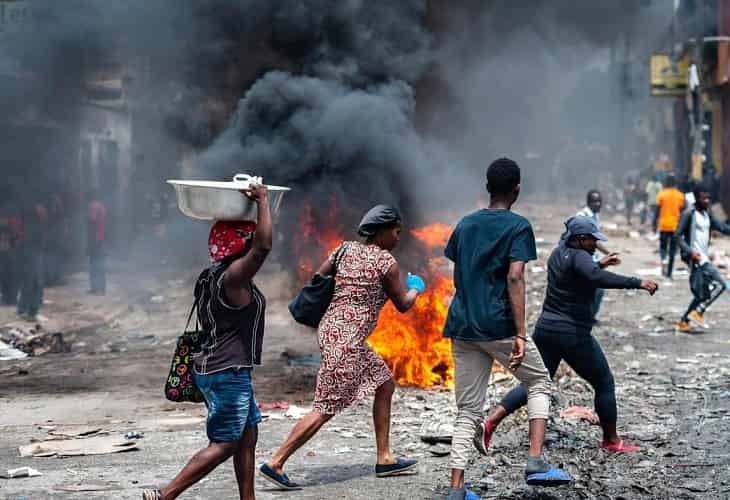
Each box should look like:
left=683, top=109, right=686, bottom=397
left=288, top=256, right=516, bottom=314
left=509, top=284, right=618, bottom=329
left=53, top=482, right=122, bottom=493
left=19, top=436, right=139, bottom=458
left=559, top=406, right=599, bottom=425
left=420, top=420, right=453, bottom=445
left=47, top=426, right=106, bottom=439
left=0, top=325, right=70, bottom=357
left=0, top=467, right=43, bottom=479
left=284, top=405, right=310, bottom=419
left=0, top=340, right=28, bottom=361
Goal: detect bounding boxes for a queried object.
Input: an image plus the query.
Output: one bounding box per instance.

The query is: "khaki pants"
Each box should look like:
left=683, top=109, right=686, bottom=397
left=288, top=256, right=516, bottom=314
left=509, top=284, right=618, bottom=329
left=450, top=337, right=551, bottom=470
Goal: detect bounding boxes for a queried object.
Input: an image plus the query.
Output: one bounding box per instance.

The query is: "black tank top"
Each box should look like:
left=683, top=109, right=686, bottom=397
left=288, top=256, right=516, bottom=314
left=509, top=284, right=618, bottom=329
left=192, top=263, right=266, bottom=375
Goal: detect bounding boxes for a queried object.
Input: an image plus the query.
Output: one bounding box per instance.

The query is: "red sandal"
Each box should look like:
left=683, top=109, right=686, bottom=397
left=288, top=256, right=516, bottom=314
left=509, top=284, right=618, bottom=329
left=601, top=440, right=640, bottom=453
left=473, top=418, right=494, bottom=455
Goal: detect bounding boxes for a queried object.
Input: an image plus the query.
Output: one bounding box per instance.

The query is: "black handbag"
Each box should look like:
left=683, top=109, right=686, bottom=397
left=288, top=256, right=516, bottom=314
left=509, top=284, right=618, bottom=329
left=690, top=263, right=712, bottom=303
left=288, top=243, right=348, bottom=328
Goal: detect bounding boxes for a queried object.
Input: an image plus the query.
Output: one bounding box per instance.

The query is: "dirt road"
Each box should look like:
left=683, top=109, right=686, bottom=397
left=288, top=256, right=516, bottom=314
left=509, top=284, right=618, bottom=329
left=2, top=201, right=730, bottom=499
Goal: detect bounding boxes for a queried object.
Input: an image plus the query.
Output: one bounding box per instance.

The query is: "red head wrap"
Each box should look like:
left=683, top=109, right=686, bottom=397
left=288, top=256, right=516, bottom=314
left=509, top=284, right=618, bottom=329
left=208, top=220, right=257, bottom=262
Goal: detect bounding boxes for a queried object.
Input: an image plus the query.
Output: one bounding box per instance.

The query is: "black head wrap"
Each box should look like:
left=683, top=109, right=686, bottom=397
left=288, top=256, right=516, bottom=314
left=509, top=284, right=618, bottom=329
left=357, top=204, right=401, bottom=237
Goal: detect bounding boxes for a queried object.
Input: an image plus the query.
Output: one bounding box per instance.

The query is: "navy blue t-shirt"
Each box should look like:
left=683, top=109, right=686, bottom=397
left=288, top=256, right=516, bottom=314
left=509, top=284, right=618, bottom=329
left=443, top=209, right=537, bottom=342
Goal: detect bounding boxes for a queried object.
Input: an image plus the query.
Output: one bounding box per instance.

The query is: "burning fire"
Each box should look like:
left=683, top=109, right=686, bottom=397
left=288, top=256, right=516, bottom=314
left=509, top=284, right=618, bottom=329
left=368, top=223, right=454, bottom=388
left=292, top=201, right=344, bottom=282
left=293, top=203, right=455, bottom=388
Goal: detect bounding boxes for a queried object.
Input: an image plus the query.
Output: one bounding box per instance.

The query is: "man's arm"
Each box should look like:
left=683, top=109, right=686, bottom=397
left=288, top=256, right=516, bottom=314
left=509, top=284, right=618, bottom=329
left=674, top=210, right=693, bottom=256
left=506, top=261, right=527, bottom=370
left=710, top=212, right=730, bottom=236
left=573, top=251, right=642, bottom=289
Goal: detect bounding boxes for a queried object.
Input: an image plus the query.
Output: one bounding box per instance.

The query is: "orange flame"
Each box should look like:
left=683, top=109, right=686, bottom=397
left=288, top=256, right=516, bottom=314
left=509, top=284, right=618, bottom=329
left=293, top=202, right=455, bottom=388
left=368, top=223, right=454, bottom=387
left=293, top=201, right=344, bottom=281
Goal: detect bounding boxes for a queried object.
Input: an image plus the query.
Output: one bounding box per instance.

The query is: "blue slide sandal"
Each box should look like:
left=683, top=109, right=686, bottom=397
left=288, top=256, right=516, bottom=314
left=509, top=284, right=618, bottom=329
left=525, top=465, right=573, bottom=486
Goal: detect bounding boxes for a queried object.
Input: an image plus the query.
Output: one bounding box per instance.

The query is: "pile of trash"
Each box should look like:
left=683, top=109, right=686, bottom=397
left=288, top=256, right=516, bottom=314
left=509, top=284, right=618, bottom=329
left=0, top=324, right=70, bottom=359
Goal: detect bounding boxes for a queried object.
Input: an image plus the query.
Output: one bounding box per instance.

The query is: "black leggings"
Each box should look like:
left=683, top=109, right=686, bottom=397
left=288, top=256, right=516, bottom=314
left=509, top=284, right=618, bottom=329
left=500, top=327, right=617, bottom=426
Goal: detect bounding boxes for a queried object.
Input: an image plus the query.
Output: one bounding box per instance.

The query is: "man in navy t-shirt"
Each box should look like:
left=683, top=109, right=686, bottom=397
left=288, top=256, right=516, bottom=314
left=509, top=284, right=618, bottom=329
left=443, top=158, right=571, bottom=500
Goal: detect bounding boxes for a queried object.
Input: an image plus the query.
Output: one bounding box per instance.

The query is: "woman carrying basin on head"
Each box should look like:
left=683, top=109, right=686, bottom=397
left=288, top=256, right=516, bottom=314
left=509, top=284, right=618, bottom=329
left=143, top=184, right=271, bottom=500
left=260, top=204, right=426, bottom=490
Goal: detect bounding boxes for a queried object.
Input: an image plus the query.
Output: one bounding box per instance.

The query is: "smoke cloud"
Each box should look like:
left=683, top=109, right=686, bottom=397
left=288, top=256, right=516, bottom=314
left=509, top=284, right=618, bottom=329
left=426, top=0, right=677, bottom=205
left=0, top=0, right=685, bottom=271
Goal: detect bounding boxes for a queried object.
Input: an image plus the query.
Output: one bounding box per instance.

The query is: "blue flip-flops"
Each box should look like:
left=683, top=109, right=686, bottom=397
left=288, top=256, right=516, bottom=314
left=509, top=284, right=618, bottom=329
left=445, top=487, right=481, bottom=500
left=258, top=463, right=303, bottom=490
left=525, top=465, right=573, bottom=486
left=375, top=457, right=419, bottom=477
left=465, top=489, right=480, bottom=500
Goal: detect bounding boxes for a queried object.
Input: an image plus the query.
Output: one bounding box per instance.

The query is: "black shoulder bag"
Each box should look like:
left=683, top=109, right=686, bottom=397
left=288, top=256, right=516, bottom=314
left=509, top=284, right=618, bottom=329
left=288, top=243, right=348, bottom=328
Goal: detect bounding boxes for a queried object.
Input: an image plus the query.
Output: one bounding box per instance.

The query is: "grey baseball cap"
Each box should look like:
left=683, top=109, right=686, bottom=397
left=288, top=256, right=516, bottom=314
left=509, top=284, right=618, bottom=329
left=564, top=216, right=608, bottom=241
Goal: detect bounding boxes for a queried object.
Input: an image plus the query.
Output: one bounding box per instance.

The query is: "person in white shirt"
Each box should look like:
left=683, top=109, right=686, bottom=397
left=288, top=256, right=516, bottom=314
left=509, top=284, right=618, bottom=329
left=576, top=190, right=612, bottom=318
left=675, top=185, right=730, bottom=332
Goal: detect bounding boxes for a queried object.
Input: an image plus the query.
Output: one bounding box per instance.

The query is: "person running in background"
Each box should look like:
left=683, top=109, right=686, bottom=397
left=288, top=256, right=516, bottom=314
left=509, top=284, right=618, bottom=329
left=623, top=173, right=639, bottom=225
left=443, top=158, right=571, bottom=500
left=576, top=190, right=612, bottom=318
left=0, top=196, right=21, bottom=305
left=17, top=197, right=45, bottom=321
left=645, top=175, right=663, bottom=234
left=656, top=175, right=685, bottom=279
left=45, top=193, right=68, bottom=286
left=675, top=184, right=730, bottom=333
left=476, top=216, right=658, bottom=456
left=87, top=191, right=107, bottom=295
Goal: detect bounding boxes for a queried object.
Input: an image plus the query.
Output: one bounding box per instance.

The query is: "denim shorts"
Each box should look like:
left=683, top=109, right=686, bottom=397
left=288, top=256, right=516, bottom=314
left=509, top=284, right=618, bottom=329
left=194, top=367, right=262, bottom=443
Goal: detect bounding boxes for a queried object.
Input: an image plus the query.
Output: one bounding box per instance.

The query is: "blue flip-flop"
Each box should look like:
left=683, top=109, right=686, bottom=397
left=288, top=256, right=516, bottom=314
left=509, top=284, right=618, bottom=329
left=525, top=465, right=573, bottom=486
left=258, top=463, right=303, bottom=490
left=445, top=488, right=481, bottom=500
left=465, top=489, right=480, bottom=500
left=375, top=457, right=418, bottom=477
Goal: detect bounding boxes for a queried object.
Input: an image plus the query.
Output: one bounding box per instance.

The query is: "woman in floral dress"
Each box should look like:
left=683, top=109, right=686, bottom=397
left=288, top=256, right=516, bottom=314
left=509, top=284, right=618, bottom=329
left=260, top=205, right=426, bottom=490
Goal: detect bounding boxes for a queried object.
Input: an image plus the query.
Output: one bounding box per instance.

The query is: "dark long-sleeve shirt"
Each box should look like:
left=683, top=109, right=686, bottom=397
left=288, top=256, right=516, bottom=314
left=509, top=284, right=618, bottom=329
left=536, top=241, right=641, bottom=335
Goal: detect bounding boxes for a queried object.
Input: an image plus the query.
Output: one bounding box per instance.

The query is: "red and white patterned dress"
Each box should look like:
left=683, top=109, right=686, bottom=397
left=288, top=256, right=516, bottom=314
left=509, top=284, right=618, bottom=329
left=313, top=241, right=396, bottom=415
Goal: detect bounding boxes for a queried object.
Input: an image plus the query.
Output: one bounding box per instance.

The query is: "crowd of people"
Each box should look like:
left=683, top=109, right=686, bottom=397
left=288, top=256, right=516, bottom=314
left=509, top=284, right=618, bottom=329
left=0, top=191, right=107, bottom=321
left=142, top=157, right=726, bottom=500
left=599, top=167, right=729, bottom=334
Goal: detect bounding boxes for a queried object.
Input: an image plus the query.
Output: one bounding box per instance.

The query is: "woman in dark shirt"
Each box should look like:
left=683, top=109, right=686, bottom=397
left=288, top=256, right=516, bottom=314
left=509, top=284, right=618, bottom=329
left=143, top=184, right=271, bottom=500
left=474, top=216, right=658, bottom=455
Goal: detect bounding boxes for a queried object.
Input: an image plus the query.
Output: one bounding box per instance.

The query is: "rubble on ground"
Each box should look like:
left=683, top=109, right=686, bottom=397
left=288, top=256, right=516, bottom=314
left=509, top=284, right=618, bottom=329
left=0, top=325, right=70, bottom=357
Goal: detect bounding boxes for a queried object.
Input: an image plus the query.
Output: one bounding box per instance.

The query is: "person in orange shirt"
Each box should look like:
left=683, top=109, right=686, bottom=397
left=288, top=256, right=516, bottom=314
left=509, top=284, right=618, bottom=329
left=656, top=175, right=685, bottom=278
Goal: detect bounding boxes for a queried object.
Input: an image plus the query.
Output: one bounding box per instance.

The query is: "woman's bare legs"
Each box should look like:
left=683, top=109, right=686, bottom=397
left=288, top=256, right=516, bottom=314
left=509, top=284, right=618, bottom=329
left=373, top=378, right=396, bottom=464
left=234, top=425, right=258, bottom=500
left=266, top=411, right=333, bottom=475
left=160, top=441, right=238, bottom=500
